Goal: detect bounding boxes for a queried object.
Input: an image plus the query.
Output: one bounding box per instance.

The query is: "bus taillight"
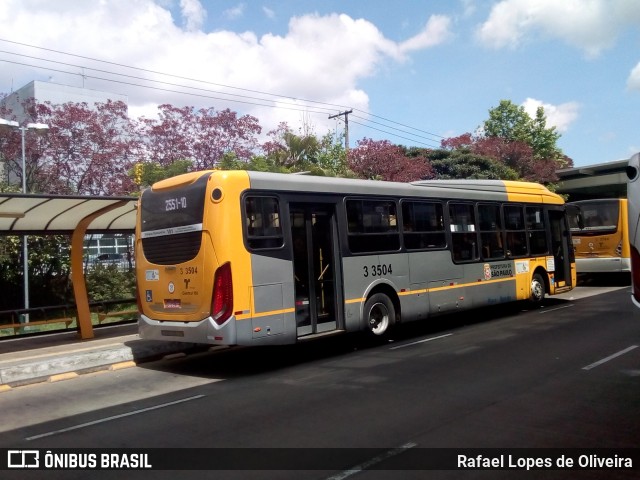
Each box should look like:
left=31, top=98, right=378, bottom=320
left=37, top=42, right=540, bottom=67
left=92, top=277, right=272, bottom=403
left=212, top=262, right=233, bottom=325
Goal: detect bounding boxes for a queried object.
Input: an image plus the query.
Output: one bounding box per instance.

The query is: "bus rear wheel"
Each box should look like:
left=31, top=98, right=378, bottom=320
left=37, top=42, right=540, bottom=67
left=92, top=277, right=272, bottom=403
left=530, top=272, right=546, bottom=305
left=364, top=293, right=395, bottom=336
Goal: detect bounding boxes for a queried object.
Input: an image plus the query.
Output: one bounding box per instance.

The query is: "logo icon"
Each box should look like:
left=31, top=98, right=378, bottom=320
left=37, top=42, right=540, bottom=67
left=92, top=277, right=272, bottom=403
left=8, top=450, right=39, bottom=468
left=168, top=282, right=175, bottom=294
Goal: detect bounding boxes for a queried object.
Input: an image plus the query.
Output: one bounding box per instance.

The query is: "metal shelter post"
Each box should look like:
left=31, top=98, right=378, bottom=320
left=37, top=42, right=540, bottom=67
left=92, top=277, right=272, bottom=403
left=71, top=200, right=130, bottom=340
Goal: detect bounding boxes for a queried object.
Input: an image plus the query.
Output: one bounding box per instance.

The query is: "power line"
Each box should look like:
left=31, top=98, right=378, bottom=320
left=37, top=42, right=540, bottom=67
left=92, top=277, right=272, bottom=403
left=0, top=38, right=445, bottom=147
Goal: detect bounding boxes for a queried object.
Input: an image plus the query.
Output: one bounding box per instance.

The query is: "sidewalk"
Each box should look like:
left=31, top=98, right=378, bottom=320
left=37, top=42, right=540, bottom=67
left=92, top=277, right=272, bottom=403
left=0, top=323, right=203, bottom=389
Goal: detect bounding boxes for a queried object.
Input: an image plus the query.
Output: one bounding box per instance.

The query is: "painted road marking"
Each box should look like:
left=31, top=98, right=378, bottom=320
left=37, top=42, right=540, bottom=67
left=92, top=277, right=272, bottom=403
left=582, top=345, right=639, bottom=371
left=325, top=442, right=417, bottom=480
left=389, top=333, right=452, bottom=350
left=26, top=395, right=205, bottom=441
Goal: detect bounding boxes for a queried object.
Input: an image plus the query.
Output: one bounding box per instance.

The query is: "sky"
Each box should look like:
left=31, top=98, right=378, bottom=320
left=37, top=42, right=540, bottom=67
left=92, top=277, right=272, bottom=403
left=1, top=0, right=639, bottom=167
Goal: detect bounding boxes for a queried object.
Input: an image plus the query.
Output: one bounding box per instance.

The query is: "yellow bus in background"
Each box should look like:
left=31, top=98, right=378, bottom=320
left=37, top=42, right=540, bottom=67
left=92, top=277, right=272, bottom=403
left=567, top=199, right=630, bottom=274
left=135, top=170, right=575, bottom=346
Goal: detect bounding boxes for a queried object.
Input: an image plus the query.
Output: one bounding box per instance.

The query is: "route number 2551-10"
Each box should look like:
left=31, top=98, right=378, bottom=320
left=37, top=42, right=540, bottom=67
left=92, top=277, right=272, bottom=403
left=363, top=264, right=392, bottom=278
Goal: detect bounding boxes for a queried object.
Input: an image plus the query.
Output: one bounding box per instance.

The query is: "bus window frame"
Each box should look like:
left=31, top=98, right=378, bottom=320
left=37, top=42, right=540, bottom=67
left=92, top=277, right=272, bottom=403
left=344, top=196, right=401, bottom=255
left=242, top=194, right=285, bottom=251
left=504, top=204, right=529, bottom=258
left=400, top=199, right=447, bottom=252
left=448, top=201, right=480, bottom=264
left=477, top=202, right=506, bottom=261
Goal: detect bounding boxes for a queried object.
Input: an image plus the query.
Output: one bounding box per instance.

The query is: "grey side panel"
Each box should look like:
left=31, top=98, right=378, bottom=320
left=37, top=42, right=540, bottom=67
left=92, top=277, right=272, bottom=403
left=248, top=253, right=296, bottom=342
left=342, top=253, right=408, bottom=330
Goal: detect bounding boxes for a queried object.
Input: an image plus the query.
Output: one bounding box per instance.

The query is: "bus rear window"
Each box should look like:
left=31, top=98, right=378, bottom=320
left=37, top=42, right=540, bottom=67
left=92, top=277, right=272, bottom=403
left=570, top=201, right=619, bottom=235
left=139, top=174, right=209, bottom=265
left=140, top=174, right=209, bottom=235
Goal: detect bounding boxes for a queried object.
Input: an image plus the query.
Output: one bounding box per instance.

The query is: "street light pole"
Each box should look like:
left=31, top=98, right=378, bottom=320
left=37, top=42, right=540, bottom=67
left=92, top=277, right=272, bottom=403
left=0, top=119, right=49, bottom=323
left=19, top=123, right=49, bottom=323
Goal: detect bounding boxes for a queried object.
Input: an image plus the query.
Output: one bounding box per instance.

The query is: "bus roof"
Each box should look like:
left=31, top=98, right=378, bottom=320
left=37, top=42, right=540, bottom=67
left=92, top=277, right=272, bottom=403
left=239, top=171, right=564, bottom=204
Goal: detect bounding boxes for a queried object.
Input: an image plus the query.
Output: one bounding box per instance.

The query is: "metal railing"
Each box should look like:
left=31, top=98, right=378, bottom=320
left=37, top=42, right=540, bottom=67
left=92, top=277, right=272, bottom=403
left=0, top=298, right=137, bottom=337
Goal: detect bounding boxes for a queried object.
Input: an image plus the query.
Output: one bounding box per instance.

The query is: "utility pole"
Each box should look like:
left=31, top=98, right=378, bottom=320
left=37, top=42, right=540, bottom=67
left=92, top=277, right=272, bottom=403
left=329, top=110, right=353, bottom=153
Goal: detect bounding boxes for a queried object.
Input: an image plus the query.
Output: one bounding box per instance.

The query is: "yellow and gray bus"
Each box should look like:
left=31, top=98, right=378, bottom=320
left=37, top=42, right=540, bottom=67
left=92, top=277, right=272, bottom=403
left=567, top=199, right=630, bottom=274
left=135, top=170, right=575, bottom=346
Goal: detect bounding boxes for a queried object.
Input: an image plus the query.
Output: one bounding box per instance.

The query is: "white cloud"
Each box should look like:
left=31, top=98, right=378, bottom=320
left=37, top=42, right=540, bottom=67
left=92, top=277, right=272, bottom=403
left=627, top=62, right=640, bottom=90
left=476, top=0, right=640, bottom=57
left=521, top=98, right=580, bottom=133
left=0, top=1, right=449, bottom=136
left=399, top=15, right=452, bottom=54
left=180, top=0, right=206, bottom=31
left=224, top=3, right=245, bottom=20
left=262, top=6, right=275, bottom=20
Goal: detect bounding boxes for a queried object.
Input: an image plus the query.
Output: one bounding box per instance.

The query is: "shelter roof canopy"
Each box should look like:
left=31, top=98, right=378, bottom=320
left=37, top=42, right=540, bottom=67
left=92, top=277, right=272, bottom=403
left=0, top=193, right=137, bottom=235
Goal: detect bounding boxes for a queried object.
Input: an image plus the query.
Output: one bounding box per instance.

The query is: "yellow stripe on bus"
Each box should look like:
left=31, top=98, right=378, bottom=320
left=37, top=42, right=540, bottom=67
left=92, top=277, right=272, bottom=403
left=350, top=276, right=516, bottom=303
left=239, top=277, right=517, bottom=319
left=236, top=307, right=296, bottom=320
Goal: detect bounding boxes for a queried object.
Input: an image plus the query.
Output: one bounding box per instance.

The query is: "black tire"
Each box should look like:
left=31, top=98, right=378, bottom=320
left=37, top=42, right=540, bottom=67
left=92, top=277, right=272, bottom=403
left=363, top=293, right=396, bottom=336
left=530, top=272, right=546, bottom=305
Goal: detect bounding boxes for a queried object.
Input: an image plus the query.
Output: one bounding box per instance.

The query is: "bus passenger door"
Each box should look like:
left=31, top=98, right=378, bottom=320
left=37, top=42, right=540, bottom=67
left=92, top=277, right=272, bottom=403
left=290, top=204, right=339, bottom=337
left=549, top=209, right=572, bottom=287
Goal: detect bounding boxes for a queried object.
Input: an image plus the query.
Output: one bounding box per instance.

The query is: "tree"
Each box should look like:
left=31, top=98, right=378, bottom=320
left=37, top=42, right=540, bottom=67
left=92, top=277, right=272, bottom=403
left=138, top=105, right=262, bottom=170
left=129, top=159, right=193, bottom=190
left=36, top=99, right=140, bottom=195
left=441, top=100, right=572, bottom=184
left=483, top=100, right=533, bottom=144
left=348, top=138, right=433, bottom=182
left=0, top=98, right=51, bottom=194
left=429, top=149, right=520, bottom=180
left=262, top=122, right=320, bottom=169
left=482, top=100, right=572, bottom=170
left=316, top=131, right=351, bottom=177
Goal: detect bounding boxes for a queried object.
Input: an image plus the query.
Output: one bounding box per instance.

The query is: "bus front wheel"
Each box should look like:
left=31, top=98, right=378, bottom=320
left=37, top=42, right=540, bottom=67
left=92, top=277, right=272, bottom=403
left=364, top=293, right=395, bottom=336
left=530, top=273, right=546, bottom=305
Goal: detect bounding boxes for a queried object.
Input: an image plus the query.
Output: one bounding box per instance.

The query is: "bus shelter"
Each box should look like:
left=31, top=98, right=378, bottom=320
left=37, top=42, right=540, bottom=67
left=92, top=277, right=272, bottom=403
left=0, top=193, right=137, bottom=339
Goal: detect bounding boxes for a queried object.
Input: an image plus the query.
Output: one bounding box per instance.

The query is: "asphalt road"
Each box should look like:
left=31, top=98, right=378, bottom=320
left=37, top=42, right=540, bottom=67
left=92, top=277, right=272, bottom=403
left=1, top=284, right=639, bottom=480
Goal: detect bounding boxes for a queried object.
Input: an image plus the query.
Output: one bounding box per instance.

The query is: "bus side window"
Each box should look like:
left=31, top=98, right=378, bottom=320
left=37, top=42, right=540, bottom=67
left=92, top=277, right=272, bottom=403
left=526, top=206, right=548, bottom=255
left=245, top=196, right=284, bottom=249
left=449, top=203, right=478, bottom=262
left=346, top=199, right=400, bottom=253
left=401, top=200, right=446, bottom=250
left=504, top=205, right=528, bottom=257
left=478, top=203, right=504, bottom=260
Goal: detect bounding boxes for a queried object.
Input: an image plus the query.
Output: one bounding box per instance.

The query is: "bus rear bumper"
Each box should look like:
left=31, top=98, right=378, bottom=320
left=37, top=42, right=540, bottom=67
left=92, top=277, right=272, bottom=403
left=138, top=314, right=237, bottom=345
left=576, top=257, right=630, bottom=273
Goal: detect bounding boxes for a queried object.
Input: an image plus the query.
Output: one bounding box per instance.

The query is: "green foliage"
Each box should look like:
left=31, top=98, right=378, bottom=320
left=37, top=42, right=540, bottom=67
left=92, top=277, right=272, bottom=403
left=429, top=150, right=520, bottom=180
left=0, top=235, right=74, bottom=310
left=483, top=99, right=566, bottom=165
left=130, top=159, right=193, bottom=190
left=84, top=264, right=136, bottom=302
left=315, top=132, right=351, bottom=177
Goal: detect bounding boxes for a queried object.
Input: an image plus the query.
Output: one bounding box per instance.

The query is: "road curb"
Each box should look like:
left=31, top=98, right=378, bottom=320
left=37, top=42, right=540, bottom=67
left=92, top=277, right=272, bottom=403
left=0, top=340, right=203, bottom=389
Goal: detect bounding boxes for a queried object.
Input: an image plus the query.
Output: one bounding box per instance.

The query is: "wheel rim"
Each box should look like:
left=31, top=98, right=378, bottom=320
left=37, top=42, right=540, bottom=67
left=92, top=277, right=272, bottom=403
left=531, top=278, right=544, bottom=302
left=368, top=302, right=389, bottom=335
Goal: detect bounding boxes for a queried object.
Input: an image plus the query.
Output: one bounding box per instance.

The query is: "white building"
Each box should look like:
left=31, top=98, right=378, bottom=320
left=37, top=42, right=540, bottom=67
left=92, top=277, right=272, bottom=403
left=1, top=80, right=128, bottom=121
